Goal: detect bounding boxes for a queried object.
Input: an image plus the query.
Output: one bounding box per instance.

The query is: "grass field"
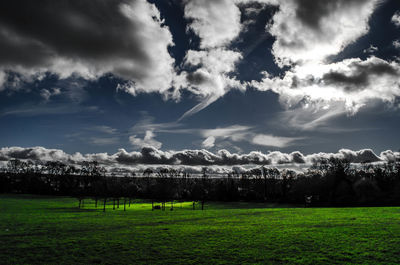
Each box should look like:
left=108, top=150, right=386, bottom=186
left=0, top=194, right=399, bottom=264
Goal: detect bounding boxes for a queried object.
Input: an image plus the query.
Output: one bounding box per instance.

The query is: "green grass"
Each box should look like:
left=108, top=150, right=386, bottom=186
left=0, top=194, right=399, bottom=264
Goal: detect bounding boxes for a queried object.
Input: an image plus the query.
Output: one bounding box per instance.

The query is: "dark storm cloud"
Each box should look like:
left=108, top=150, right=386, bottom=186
left=0, top=0, right=176, bottom=93
left=0, top=146, right=394, bottom=167
left=0, top=0, right=145, bottom=66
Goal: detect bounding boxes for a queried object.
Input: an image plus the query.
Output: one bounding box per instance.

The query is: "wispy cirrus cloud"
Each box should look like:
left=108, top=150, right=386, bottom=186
left=252, top=134, right=300, bottom=148
left=130, top=114, right=299, bottom=150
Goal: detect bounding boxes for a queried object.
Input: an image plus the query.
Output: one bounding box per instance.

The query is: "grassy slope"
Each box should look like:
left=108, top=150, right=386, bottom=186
left=0, top=195, right=399, bottom=265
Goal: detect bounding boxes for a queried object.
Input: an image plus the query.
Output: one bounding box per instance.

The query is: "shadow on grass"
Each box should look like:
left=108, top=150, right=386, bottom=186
left=47, top=207, right=99, bottom=212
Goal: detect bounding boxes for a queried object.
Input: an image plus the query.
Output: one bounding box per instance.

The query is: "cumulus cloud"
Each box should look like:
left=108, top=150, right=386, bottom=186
left=184, top=0, right=242, bottom=49
left=253, top=56, right=400, bottom=113
left=180, top=0, right=397, bottom=117
left=245, top=0, right=400, bottom=116
left=0, top=0, right=397, bottom=120
left=0, top=0, right=176, bottom=95
left=1, top=146, right=395, bottom=168
left=129, top=130, right=163, bottom=150
left=268, top=0, right=379, bottom=66
left=0, top=146, right=72, bottom=162
left=177, top=48, right=244, bottom=116
left=177, top=0, right=248, bottom=118
left=392, top=11, right=400, bottom=27
left=177, top=49, right=245, bottom=118
left=40, top=88, right=61, bottom=101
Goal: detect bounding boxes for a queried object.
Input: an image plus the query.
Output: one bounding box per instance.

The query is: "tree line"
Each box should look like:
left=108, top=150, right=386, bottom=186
left=1, top=158, right=400, bottom=207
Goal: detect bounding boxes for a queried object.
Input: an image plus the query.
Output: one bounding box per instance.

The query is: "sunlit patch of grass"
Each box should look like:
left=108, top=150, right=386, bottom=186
left=0, top=194, right=399, bottom=264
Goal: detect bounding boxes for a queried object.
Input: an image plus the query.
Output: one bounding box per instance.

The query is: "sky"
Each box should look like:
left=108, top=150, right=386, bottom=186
left=0, top=0, right=400, bottom=170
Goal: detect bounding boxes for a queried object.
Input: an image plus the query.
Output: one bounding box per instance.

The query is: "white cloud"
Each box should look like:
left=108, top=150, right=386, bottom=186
left=269, top=0, right=379, bottom=66
left=0, top=71, right=6, bottom=91
left=1, top=0, right=397, bottom=120
left=40, top=88, right=61, bottom=101
left=177, top=0, right=247, bottom=118
left=393, top=40, right=400, bottom=49
left=252, top=134, right=300, bottom=148
left=129, top=130, right=163, bottom=150
left=200, top=125, right=250, bottom=148
left=252, top=56, right=400, bottom=114
left=195, top=125, right=300, bottom=149
left=363, top=45, right=378, bottom=54
left=273, top=102, right=354, bottom=132
left=392, top=11, right=400, bottom=27
left=184, top=0, right=242, bottom=49
left=201, top=125, right=250, bottom=139
left=177, top=49, right=244, bottom=119
left=202, top=136, right=216, bottom=148
left=1, top=146, right=394, bottom=167
left=179, top=0, right=392, bottom=118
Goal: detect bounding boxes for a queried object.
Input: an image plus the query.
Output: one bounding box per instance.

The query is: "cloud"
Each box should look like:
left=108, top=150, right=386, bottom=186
left=392, top=11, right=400, bottom=27
left=180, top=0, right=397, bottom=117
left=252, top=134, right=300, bottom=148
left=246, top=0, right=400, bottom=116
left=90, top=126, right=118, bottom=135
left=0, top=0, right=176, bottom=96
left=177, top=0, right=247, bottom=118
left=177, top=49, right=244, bottom=119
left=0, top=71, right=7, bottom=91
left=393, top=40, right=400, bottom=49
left=274, top=102, right=348, bottom=131
left=201, top=125, right=250, bottom=140
left=1, top=146, right=393, bottom=168
left=1, top=104, right=99, bottom=117
left=129, top=118, right=300, bottom=150
left=184, top=0, right=242, bottom=49
left=0, top=146, right=71, bottom=162
left=363, top=45, right=378, bottom=54
left=268, top=0, right=379, bottom=66
left=40, top=88, right=61, bottom=101
left=252, top=56, right=400, bottom=114
left=89, top=137, right=119, bottom=146
left=202, top=136, right=216, bottom=148
left=200, top=125, right=249, bottom=148
left=306, top=148, right=383, bottom=164
left=0, top=0, right=397, bottom=120
left=379, top=150, right=400, bottom=162
left=129, top=130, right=163, bottom=150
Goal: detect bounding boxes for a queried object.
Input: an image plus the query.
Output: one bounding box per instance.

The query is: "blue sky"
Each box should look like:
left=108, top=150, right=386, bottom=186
left=0, top=0, right=400, bottom=167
